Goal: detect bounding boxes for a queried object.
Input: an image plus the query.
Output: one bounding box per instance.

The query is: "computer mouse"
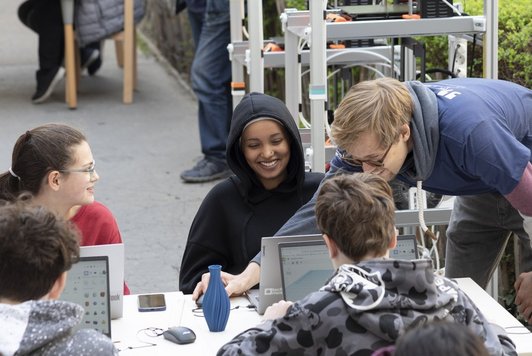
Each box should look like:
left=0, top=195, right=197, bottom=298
left=163, top=326, right=196, bottom=345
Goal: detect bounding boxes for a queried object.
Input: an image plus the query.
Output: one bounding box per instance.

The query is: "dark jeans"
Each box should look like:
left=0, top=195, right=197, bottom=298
left=18, top=0, right=64, bottom=75
left=445, top=192, right=532, bottom=288
left=187, top=0, right=232, bottom=161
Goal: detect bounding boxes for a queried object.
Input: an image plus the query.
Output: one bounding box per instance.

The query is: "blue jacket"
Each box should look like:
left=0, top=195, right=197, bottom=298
left=332, top=78, right=532, bottom=195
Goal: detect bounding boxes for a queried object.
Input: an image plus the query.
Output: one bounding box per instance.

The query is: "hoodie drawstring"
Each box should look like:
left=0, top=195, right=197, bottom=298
left=417, top=181, right=437, bottom=241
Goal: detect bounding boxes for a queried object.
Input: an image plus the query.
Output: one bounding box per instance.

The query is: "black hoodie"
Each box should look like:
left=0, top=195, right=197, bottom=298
left=179, top=93, right=324, bottom=293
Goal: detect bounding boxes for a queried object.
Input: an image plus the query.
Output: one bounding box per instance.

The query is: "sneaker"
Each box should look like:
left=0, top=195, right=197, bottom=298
left=80, top=48, right=100, bottom=74
left=180, top=157, right=232, bottom=183
left=32, top=66, right=65, bottom=104
left=87, top=55, right=102, bottom=76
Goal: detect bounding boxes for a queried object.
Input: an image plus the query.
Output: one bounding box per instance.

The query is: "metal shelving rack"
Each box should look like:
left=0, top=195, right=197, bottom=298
left=282, top=2, right=494, bottom=173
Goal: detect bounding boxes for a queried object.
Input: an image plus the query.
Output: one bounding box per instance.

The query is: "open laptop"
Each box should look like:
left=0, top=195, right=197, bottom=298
left=80, top=243, right=124, bottom=319
left=279, top=240, right=334, bottom=301
left=60, top=256, right=112, bottom=337
left=246, top=234, right=325, bottom=315
left=390, top=234, right=418, bottom=260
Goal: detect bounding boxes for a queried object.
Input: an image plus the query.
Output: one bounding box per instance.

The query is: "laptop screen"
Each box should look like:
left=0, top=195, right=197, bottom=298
left=279, top=240, right=334, bottom=301
left=60, top=256, right=112, bottom=337
left=80, top=243, right=124, bottom=319
left=250, top=234, right=324, bottom=315
left=390, top=234, right=418, bottom=260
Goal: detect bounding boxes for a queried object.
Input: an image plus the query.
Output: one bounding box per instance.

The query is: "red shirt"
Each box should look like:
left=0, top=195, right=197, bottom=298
left=71, top=201, right=130, bottom=294
left=71, top=201, right=122, bottom=246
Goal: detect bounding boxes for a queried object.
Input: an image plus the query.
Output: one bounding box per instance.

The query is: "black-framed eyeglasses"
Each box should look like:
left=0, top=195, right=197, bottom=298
left=341, top=144, right=393, bottom=168
left=59, top=160, right=97, bottom=178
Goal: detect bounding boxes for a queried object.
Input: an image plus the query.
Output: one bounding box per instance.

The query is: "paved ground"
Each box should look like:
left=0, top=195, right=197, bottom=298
left=0, top=1, right=217, bottom=294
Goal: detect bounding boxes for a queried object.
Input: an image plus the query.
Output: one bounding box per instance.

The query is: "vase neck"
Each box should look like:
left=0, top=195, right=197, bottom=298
left=208, top=265, right=222, bottom=279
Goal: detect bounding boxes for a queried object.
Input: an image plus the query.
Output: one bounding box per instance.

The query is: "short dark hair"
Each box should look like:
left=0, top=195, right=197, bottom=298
left=394, top=321, right=489, bottom=356
left=315, top=173, right=396, bottom=261
left=0, top=123, right=86, bottom=201
left=0, top=199, right=80, bottom=301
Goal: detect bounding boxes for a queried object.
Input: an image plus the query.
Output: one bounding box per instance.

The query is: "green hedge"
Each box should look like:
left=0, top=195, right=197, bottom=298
left=422, top=0, right=531, bottom=86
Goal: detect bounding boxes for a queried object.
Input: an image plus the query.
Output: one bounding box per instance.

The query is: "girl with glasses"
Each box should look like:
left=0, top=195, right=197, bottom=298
left=0, top=123, right=129, bottom=294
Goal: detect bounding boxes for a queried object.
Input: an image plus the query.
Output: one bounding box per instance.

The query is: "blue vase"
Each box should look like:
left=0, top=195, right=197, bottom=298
left=202, top=265, right=230, bottom=332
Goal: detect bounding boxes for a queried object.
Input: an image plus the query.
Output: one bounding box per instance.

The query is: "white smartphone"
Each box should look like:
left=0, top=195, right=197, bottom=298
left=137, top=293, right=166, bottom=312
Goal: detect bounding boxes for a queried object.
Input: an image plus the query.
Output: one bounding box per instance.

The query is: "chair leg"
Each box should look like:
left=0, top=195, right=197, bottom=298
left=64, top=23, right=77, bottom=109
left=123, top=0, right=134, bottom=104
left=114, top=32, right=125, bottom=68
left=133, top=29, right=137, bottom=90
left=75, top=39, right=81, bottom=85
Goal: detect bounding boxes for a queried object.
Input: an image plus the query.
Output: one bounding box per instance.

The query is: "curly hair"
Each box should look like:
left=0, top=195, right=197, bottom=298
left=0, top=198, right=80, bottom=301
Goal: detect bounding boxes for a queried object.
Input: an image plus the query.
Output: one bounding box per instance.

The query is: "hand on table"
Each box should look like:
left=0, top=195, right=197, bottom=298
left=263, top=300, right=293, bottom=320
left=514, top=271, right=532, bottom=323
left=191, top=263, right=260, bottom=301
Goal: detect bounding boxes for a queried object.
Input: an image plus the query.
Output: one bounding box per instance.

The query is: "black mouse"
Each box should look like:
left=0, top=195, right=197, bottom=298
left=163, top=326, right=196, bottom=345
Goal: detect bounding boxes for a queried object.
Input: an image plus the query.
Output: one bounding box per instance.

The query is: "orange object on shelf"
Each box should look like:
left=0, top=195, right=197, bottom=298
left=263, top=43, right=283, bottom=52
left=402, top=14, right=421, bottom=19
left=231, top=82, right=245, bottom=90
left=329, top=43, right=346, bottom=49
left=326, top=13, right=348, bottom=22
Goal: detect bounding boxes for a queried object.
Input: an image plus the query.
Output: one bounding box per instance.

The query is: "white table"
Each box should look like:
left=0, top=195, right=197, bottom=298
left=111, top=292, right=262, bottom=354
left=455, top=278, right=532, bottom=356
left=112, top=283, right=532, bottom=355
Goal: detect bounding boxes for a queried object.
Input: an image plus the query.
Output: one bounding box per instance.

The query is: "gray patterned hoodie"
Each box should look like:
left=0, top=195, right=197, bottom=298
left=218, top=259, right=516, bottom=356
left=0, top=300, right=117, bottom=356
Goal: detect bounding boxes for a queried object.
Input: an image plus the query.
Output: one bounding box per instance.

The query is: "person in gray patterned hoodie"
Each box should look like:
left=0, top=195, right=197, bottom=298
left=0, top=199, right=117, bottom=356
left=218, top=173, right=516, bottom=356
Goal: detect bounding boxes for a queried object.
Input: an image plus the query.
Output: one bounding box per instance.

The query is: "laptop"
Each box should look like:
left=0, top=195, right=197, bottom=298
left=279, top=240, right=334, bottom=301
left=80, top=243, right=124, bottom=319
left=60, top=256, right=112, bottom=337
left=246, top=234, right=325, bottom=315
left=390, top=234, right=418, bottom=260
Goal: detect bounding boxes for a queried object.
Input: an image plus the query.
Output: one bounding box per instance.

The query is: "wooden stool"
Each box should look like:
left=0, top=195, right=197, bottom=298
left=60, top=0, right=137, bottom=109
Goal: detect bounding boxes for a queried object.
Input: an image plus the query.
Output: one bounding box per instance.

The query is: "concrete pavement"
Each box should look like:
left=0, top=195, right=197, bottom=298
left=0, top=1, right=217, bottom=293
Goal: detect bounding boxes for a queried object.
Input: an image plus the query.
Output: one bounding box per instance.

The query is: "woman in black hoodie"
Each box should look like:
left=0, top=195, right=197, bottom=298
left=179, top=93, right=324, bottom=294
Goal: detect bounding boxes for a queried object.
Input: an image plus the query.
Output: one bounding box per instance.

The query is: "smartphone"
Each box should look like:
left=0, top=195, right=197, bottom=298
left=137, top=293, right=166, bottom=312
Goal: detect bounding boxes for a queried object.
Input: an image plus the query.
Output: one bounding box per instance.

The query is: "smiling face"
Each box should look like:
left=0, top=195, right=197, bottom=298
left=57, top=141, right=99, bottom=207
left=241, top=119, right=291, bottom=190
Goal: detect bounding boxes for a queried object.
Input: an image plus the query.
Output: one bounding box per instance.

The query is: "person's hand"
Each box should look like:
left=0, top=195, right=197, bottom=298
left=191, top=271, right=235, bottom=301
left=263, top=300, right=293, bottom=320
left=514, top=271, right=532, bottom=323
left=191, top=271, right=213, bottom=301
left=191, top=263, right=261, bottom=301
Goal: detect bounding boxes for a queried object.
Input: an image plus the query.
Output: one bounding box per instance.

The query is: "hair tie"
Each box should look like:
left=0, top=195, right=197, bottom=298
left=8, top=167, right=21, bottom=181
left=23, top=130, right=32, bottom=143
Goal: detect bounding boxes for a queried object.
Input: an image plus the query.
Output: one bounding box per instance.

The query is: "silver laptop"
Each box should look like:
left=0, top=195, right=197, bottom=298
left=390, top=234, right=418, bottom=260
left=80, top=243, right=124, bottom=319
left=60, top=256, right=112, bottom=337
left=246, top=234, right=324, bottom=315
left=279, top=240, right=334, bottom=301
